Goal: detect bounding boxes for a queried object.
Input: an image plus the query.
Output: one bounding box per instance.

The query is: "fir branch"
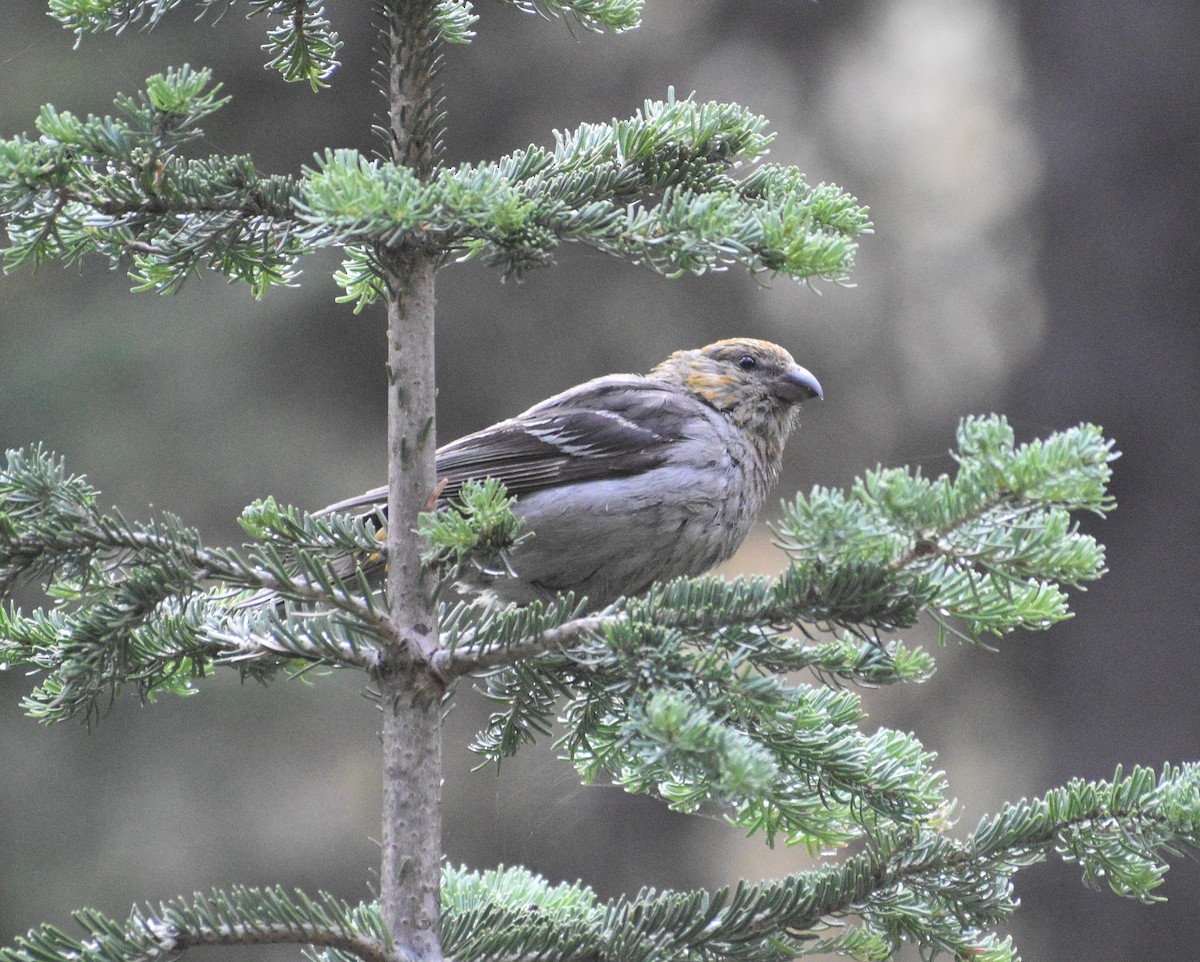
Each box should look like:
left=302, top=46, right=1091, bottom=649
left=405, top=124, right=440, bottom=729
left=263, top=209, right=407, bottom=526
left=440, top=865, right=604, bottom=962
left=973, top=764, right=1200, bottom=903
left=446, top=585, right=931, bottom=830
left=47, top=1, right=343, bottom=88
left=300, top=93, right=868, bottom=299
left=0, top=886, right=402, bottom=962
left=0, top=561, right=384, bottom=724
left=0, top=66, right=305, bottom=294
left=254, top=2, right=344, bottom=89
left=432, top=597, right=597, bottom=675
left=0, top=447, right=390, bottom=722
left=557, top=638, right=947, bottom=847
left=776, top=416, right=1116, bottom=637
left=439, top=765, right=1200, bottom=962
left=0, top=448, right=393, bottom=628
left=497, top=0, right=643, bottom=33
left=436, top=563, right=931, bottom=684
left=201, top=598, right=384, bottom=669
left=5, top=82, right=863, bottom=296
left=42, top=0, right=629, bottom=66
left=437, top=593, right=932, bottom=686
left=433, top=0, right=479, bottom=43
left=46, top=0, right=219, bottom=36
left=416, top=477, right=530, bottom=574
left=20, top=767, right=1192, bottom=962
left=464, top=604, right=949, bottom=847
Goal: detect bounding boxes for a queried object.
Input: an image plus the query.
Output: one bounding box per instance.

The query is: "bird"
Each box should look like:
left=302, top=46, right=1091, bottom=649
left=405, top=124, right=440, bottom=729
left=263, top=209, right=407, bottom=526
left=314, top=338, right=821, bottom=611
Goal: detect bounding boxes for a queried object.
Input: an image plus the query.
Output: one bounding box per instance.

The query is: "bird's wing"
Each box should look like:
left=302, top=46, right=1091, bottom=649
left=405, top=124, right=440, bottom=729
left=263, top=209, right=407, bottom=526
left=316, top=375, right=706, bottom=518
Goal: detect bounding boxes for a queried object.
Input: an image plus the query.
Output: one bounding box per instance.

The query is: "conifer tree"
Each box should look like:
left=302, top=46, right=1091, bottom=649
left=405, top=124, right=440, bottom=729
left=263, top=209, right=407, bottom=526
left=1, top=4, right=1196, bottom=962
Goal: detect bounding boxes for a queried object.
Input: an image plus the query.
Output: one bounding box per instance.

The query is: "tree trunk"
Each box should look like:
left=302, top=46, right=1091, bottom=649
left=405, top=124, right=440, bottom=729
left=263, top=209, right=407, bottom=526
left=378, top=1, right=444, bottom=959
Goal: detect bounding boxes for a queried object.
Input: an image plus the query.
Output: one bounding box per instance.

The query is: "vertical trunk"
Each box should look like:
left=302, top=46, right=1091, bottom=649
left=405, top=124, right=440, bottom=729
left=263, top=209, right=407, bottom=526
left=379, top=251, right=442, bottom=962
left=377, top=2, right=444, bottom=960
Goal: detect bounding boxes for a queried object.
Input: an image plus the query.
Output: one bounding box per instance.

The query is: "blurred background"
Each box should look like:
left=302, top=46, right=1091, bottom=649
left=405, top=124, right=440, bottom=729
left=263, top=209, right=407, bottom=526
left=1, top=0, right=1197, bottom=959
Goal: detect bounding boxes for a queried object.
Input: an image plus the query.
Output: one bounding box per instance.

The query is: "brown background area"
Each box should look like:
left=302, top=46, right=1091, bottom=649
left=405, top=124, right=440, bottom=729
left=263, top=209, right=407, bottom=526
left=1, top=1, right=1197, bottom=959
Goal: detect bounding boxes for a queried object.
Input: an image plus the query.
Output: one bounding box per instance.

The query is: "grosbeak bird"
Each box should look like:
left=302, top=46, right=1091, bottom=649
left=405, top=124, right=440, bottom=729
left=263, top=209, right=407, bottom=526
left=317, top=338, right=821, bottom=610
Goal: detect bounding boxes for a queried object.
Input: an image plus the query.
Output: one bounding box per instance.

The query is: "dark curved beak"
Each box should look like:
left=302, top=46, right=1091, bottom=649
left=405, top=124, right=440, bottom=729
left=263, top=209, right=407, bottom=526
left=774, top=365, right=823, bottom=404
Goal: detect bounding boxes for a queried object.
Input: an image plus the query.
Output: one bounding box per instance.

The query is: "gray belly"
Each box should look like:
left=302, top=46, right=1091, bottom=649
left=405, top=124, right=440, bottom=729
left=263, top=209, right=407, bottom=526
left=461, top=465, right=756, bottom=609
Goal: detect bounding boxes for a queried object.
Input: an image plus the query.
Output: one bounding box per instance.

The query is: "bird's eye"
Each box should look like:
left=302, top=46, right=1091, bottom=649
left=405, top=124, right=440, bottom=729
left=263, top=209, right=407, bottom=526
left=738, top=355, right=757, bottom=370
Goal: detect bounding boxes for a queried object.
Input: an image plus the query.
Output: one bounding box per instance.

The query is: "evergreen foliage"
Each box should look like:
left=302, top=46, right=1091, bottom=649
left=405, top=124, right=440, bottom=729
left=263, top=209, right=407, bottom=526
left=438, top=762, right=1200, bottom=961
left=1, top=400, right=1190, bottom=960
left=0, top=2, right=1195, bottom=962
left=0, top=64, right=867, bottom=299
left=0, top=65, right=300, bottom=294
left=0, top=765, right=1195, bottom=962
left=305, top=94, right=869, bottom=303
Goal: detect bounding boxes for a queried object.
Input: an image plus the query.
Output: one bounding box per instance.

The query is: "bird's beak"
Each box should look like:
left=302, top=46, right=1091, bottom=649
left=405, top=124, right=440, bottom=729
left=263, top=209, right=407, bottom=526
left=774, top=365, right=823, bottom=404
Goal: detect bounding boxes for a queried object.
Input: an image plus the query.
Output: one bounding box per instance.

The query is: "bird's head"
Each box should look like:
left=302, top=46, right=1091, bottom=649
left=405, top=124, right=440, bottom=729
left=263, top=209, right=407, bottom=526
left=651, top=337, right=821, bottom=417
left=649, top=338, right=821, bottom=471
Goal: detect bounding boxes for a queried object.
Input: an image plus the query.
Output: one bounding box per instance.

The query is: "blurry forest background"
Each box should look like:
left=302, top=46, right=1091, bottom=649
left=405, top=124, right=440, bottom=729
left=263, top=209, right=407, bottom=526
left=1, top=1, right=1197, bottom=960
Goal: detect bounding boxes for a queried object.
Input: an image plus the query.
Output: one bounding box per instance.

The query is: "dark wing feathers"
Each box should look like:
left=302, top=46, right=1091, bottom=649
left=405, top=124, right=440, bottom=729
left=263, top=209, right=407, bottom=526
left=439, top=377, right=697, bottom=499
left=317, top=376, right=701, bottom=520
